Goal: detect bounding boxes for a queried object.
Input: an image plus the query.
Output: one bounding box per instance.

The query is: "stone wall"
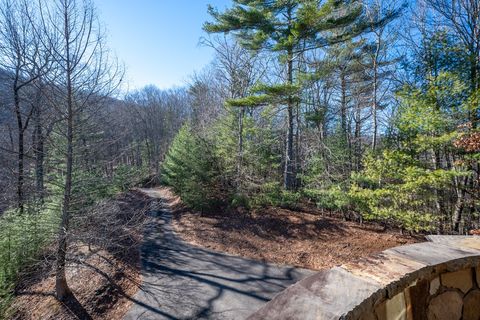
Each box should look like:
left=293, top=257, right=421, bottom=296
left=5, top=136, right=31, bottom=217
left=369, top=267, right=480, bottom=320
left=248, top=236, right=480, bottom=320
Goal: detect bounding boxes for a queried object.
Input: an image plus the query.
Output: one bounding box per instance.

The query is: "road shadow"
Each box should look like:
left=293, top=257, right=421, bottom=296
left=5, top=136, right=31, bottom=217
left=125, top=202, right=314, bottom=320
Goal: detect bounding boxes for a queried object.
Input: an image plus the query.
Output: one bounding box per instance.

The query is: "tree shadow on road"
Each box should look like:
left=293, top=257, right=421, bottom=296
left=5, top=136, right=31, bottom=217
left=125, top=208, right=313, bottom=320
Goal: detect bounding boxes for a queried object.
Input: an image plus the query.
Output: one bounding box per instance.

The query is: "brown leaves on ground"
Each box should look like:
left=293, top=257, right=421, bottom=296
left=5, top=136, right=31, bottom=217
left=163, top=188, right=421, bottom=270
left=10, top=190, right=151, bottom=320
left=11, top=246, right=140, bottom=320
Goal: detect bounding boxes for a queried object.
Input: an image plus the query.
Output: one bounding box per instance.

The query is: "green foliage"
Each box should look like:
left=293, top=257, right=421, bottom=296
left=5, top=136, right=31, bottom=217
left=251, top=182, right=301, bottom=209
left=0, top=129, right=146, bottom=317
left=303, top=186, right=353, bottom=212
left=344, top=71, right=476, bottom=232
left=226, top=94, right=271, bottom=107
left=112, top=164, right=149, bottom=192
left=230, top=193, right=250, bottom=209
left=227, top=83, right=304, bottom=108
left=162, top=124, right=225, bottom=211
left=0, top=159, right=144, bottom=317
left=211, top=109, right=244, bottom=179
left=396, top=73, right=468, bottom=135
left=205, top=0, right=372, bottom=53
left=212, top=105, right=282, bottom=183
left=349, top=150, right=465, bottom=232
left=163, top=107, right=289, bottom=212
left=0, top=285, right=13, bottom=319
left=305, top=132, right=351, bottom=184
left=247, top=108, right=283, bottom=176
left=0, top=198, right=61, bottom=317
left=46, top=163, right=148, bottom=214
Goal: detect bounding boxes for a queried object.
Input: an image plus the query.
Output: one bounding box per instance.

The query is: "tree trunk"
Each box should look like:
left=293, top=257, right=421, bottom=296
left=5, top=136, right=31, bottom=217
left=354, top=103, right=362, bottom=171
left=340, top=70, right=352, bottom=174
left=372, top=46, right=379, bottom=151
left=470, top=54, right=478, bottom=128
left=318, top=123, right=329, bottom=174
left=14, top=83, right=24, bottom=214
left=136, top=141, right=142, bottom=167
left=33, top=97, right=45, bottom=203
left=56, top=9, right=73, bottom=299
left=284, top=48, right=295, bottom=190
left=453, top=176, right=468, bottom=233
left=431, top=149, right=445, bottom=230
left=295, top=103, right=301, bottom=187
left=237, top=107, right=244, bottom=185
left=56, top=92, right=73, bottom=299
left=145, top=138, right=152, bottom=168
left=340, top=71, right=348, bottom=138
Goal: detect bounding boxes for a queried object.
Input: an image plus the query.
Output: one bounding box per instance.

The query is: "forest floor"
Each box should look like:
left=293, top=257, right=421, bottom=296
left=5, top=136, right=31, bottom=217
left=160, top=188, right=423, bottom=270
left=10, top=191, right=151, bottom=320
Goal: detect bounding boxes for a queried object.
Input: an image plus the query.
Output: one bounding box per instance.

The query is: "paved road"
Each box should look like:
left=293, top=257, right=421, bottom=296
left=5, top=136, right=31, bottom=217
left=124, top=189, right=314, bottom=320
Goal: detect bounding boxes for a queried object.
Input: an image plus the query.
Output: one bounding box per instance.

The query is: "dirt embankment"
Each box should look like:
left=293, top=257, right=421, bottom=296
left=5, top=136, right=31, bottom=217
left=156, top=187, right=422, bottom=271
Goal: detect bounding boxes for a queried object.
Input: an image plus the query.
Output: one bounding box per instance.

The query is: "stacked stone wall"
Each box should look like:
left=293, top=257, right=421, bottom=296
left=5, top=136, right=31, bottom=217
left=366, top=267, right=480, bottom=320
left=248, top=236, right=480, bottom=320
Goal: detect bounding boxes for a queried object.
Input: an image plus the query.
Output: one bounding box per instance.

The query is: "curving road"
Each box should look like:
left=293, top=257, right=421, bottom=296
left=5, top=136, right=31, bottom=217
left=124, top=189, right=314, bottom=320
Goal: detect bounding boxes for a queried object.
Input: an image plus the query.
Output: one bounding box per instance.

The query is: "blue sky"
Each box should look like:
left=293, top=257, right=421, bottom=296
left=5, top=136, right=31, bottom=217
left=96, top=0, right=231, bottom=90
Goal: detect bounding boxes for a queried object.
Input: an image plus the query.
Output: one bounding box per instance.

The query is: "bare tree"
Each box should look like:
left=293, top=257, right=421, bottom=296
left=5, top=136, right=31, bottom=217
left=203, top=35, right=267, bottom=183
left=124, top=85, right=189, bottom=172
left=424, top=0, right=480, bottom=126
left=38, top=0, right=123, bottom=300
left=0, top=0, right=50, bottom=213
left=188, top=66, right=224, bottom=131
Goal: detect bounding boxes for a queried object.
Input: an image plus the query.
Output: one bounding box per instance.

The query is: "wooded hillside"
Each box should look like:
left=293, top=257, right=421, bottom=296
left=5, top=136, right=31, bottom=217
left=0, top=0, right=478, bottom=318
left=163, top=0, right=480, bottom=235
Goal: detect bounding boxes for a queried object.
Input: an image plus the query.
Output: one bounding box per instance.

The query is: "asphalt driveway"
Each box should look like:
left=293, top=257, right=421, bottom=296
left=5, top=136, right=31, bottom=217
left=124, top=189, right=314, bottom=320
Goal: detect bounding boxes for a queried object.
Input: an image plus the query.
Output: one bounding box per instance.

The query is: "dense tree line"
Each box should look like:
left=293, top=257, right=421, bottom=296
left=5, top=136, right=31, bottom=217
left=163, top=0, right=480, bottom=235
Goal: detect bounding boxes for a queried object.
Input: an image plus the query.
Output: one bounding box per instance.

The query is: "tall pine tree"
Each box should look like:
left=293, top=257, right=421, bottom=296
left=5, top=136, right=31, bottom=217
left=204, top=0, right=396, bottom=190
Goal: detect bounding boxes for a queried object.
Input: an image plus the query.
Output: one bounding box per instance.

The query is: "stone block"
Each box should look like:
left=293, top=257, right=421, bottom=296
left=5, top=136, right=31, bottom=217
left=359, top=312, right=377, bottom=320
left=343, top=251, right=426, bottom=287
left=246, top=282, right=327, bottom=320
left=248, top=267, right=381, bottom=320
left=426, top=235, right=480, bottom=252
left=404, top=288, right=413, bottom=320
left=463, top=290, right=480, bottom=320
left=406, top=279, right=429, bottom=319
left=375, top=292, right=407, bottom=320
left=427, top=291, right=463, bottom=320
left=250, top=237, right=480, bottom=320
left=477, top=267, right=480, bottom=288
left=440, top=268, right=472, bottom=293
left=429, top=277, right=440, bottom=295
left=387, top=242, right=479, bottom=266
left=459, top=237, right=480, bottom=251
